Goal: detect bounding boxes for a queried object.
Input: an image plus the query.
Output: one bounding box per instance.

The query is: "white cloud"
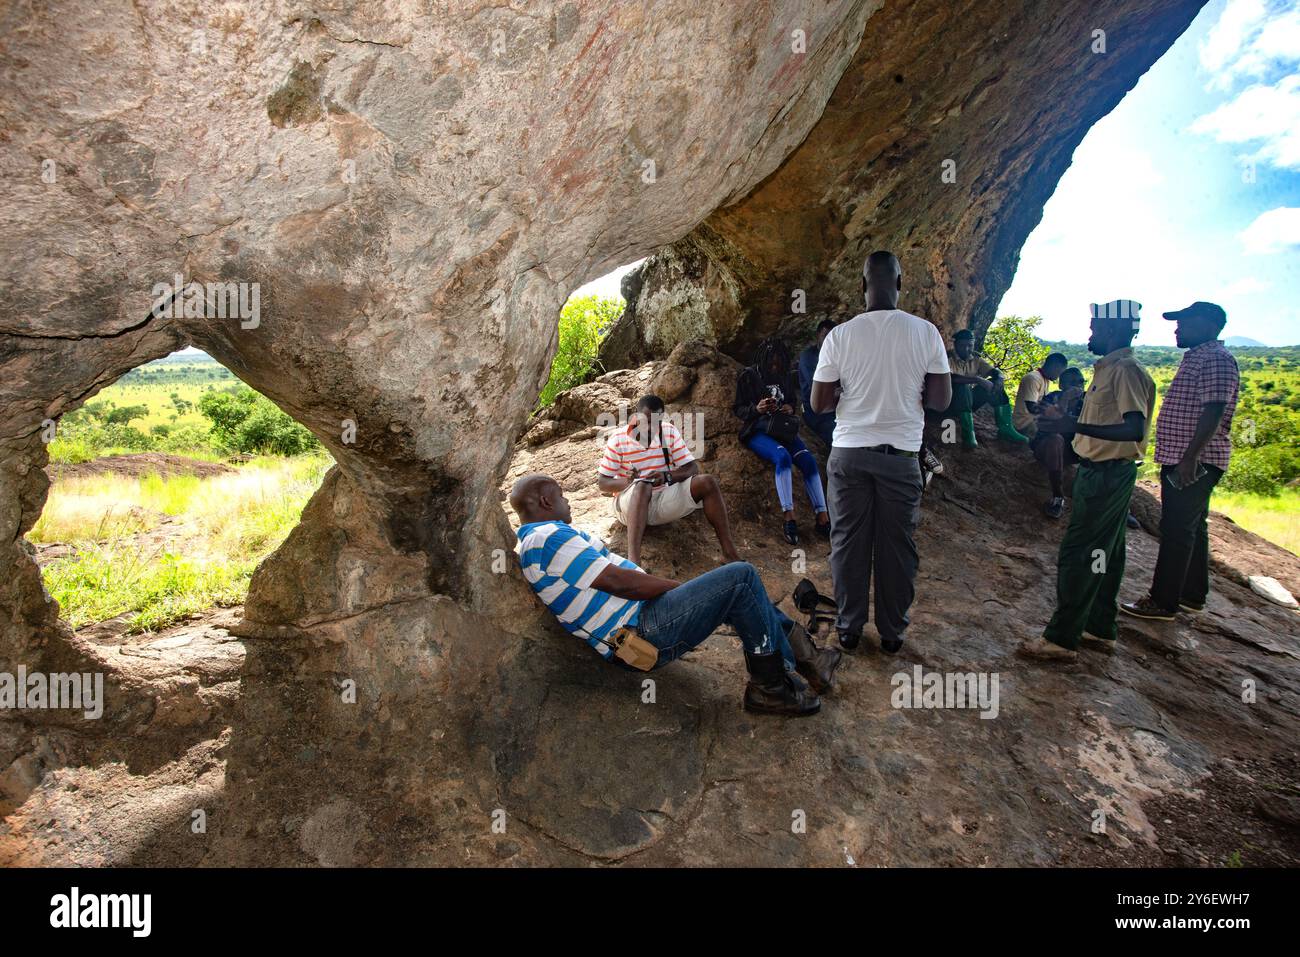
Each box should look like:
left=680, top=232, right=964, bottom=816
left=1239, top=206, right=1300, bottom=253
left=1190, top=74, right=1300, bottom=168
left=1199, top=0, right=1269, bottom=81
left=1199, top=0, right=1300, bottom=89
left=1219, top=275, right=1272, bottom=297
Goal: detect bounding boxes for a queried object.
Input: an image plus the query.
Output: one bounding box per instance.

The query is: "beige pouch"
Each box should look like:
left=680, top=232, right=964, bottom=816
left=613, top=630, right=659, bottom=671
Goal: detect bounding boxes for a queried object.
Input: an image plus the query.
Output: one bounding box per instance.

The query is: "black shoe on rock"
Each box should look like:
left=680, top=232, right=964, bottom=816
left=880, top=636, right=904, bottom=655
left=743, top=651, right=821, bottom=717
left=837, top=630, right=860, bottom=651
left=783, top=520, right=799, bottom=545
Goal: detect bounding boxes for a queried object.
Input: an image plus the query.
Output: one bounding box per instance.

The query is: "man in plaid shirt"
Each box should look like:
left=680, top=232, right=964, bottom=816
left=1122, top=302, right=1239, bottom=621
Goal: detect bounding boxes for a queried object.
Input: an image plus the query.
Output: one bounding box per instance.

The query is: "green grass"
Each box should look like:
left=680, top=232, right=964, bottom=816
left=35, top=455, right=331, bottom=632
left=1211, top=487, right=1300, bottom=557
left=43, top=545, right=255, bottom=633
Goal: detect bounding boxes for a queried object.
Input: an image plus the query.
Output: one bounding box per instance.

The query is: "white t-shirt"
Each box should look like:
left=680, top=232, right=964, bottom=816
left=813, top=309, right=950, bottom=450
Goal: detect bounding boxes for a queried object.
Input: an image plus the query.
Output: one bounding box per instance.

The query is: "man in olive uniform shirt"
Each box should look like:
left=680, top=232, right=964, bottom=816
left=939, top=329, right=1029, bottom=448
left=1020, top=300, right=1156, bottom=661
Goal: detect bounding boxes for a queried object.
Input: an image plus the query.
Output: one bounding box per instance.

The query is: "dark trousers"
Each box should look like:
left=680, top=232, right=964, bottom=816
left=1043, top=459, right=1137, bottom=649
left=803, top=410, right=836, bottom=449
left=942, top=382, right=1009, bottom=416
left=827, top=446, right=924, bottom=641
left=1150, top=464, right=1223, bottom=611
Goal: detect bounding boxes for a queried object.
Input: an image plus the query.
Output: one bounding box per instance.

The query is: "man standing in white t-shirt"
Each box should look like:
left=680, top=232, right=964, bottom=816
left=811, top=251, right=952, bottom=654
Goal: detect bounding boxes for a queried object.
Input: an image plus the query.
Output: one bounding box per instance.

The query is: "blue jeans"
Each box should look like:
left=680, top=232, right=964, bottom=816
left=743, top=433, right=828, bottom=514
left=626, top=562, right=796, bottom=671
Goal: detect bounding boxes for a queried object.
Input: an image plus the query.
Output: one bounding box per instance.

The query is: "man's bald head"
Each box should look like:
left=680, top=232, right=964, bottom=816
left=862, top=250, right=902, bottom=310
left=510, top=473, right=571, bottom=524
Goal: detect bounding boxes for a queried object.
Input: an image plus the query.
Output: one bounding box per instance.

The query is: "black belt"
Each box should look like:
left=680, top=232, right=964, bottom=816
left=1077, top=456, right=1136, bottom=469
left=863, top=444, right=918, bottom=458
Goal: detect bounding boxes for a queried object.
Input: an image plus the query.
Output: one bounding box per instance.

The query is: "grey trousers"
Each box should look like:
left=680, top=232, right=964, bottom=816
left=826, top=446, right=924, bottom=642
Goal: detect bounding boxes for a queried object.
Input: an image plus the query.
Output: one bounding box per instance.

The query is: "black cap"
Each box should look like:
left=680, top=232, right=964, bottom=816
left=1163, top=301, right=1226, bottom=326
left=953, top=329, right=974, bottom=340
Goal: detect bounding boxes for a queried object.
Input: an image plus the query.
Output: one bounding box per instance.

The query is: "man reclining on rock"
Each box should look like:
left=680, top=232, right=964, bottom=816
left=511, top=472, right=841, bottom=716
left=597, top=393, right=740, bottom=567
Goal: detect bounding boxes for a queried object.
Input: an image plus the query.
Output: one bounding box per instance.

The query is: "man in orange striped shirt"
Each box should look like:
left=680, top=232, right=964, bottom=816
left=597, top=394, right=740, bottom=567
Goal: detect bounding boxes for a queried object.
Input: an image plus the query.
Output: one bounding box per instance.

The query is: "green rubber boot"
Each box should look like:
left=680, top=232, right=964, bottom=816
left=959, top=411, right=978, bottom=449
left=994, top=403, right=1030, bottom=443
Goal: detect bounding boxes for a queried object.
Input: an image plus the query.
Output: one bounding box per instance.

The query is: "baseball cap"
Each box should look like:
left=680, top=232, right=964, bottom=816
left=1162, top=301, right=1226, bottom=326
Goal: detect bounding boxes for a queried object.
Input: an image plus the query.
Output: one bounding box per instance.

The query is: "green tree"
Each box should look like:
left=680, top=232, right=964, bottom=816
left=982, top=314, right=1050, bottom=387
left=104, top=404, right=149, bottom=426
left=198, top=385, right=319, bottom=456
left=538, top=294, right=623, bottom=407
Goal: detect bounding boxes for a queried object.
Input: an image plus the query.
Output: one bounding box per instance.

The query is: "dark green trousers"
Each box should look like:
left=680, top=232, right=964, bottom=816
left=1043, top=459, right=1137, bottom=650
left=943, top=382, right=1009, bottom=416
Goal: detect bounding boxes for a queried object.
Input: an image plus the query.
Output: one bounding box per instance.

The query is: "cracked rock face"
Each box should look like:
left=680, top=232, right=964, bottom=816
left=1, top=0, right=876, bottom=666
left=0, top=1, right=1225, bottom=864
left=602, top=0, right=1207, bottom=367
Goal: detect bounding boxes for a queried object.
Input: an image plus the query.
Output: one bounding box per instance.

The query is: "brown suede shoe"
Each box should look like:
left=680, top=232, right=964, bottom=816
left=1017, top=636, right=1078, bottom=662
left=1081, top=632, right=1116, bottom=654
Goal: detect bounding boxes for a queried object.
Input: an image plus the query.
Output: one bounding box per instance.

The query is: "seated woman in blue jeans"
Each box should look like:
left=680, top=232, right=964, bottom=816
left=734, top=337, right=830, bottom=545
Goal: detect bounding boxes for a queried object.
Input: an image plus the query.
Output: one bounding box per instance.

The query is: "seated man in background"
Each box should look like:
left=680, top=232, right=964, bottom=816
left=939, top=329, right=1029, bottom=449
left=1015, top=352, right=1071, bottom=517
left=1038, top=367, right=1086, bottom=422
left=1042, top=368, right=1142, bottom=530
left=597, top=394, right=740, bottom=567
left=512, top=473, right=842, bottom=715
left=798, top=319, right=838, bottom=448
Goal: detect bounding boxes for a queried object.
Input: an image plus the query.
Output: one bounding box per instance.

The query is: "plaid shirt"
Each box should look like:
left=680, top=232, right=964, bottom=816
left=1155, top=340, right=1239, bottom=469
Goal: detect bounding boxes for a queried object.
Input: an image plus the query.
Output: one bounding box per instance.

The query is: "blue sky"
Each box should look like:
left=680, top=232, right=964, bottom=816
left=998, top=0, right=1300, bottom=345
left=579, top=0, right=1300, bottom=346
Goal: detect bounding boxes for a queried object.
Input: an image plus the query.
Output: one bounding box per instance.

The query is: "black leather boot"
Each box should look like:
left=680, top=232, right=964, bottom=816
left=784, top=621, right=842, bottom=694
left=743, top=651, right=821, bottom=717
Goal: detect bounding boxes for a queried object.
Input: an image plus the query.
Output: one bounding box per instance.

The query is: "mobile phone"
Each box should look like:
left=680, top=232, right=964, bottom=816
left=1166, top=464, right=1207, bottom=490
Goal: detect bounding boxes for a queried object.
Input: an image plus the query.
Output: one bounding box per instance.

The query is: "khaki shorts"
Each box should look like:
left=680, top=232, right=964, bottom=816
left=614, top=479, right=701, bottom=526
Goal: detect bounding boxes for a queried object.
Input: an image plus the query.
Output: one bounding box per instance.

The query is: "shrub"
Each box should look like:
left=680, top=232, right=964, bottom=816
left=199, top=386, right=320, bottom=456
left=538, top=294, right=623, bottom=407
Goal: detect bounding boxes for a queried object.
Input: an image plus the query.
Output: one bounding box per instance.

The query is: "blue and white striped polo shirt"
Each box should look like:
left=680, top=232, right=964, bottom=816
left=516, top=521, right=644, bottom=660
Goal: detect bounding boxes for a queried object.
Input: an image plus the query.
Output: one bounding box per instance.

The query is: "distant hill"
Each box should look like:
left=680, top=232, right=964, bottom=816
left=1225, top=336, right=1267, bottom=347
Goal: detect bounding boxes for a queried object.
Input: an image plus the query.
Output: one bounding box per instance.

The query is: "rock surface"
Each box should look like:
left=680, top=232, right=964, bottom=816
left=601, top=0, right=1207, bottom=366
left=7, top=0, right=1285, bottom=867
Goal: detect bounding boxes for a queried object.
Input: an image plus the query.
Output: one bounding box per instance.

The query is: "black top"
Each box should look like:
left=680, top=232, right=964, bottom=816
left=734, top=365, right=802, bottom=441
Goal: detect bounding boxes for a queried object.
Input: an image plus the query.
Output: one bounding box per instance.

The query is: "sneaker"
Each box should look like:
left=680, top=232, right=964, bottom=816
left=1120, top=597, right=1176, bottom=622
left=1044, top=497, right=1065, bottom=519
left=880, top=636, right=904, bottom=655
left=1126, top=512, right=1140, bottom=530
left=814, top=517, right=831, bottom=540
left=1017, top=636, right=1078, bottom=662
left=837, top=631, right=861, bottom=651
left=783, top=520, right=799, bottom=546
left=923, top=448, right=944, bottom=475
left=1178, top=600, right=1205, bottom=613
